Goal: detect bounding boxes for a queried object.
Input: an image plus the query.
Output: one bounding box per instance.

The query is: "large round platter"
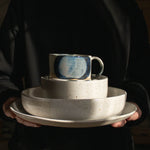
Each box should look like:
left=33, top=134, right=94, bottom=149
left=10, top=100, right=137, bottom=128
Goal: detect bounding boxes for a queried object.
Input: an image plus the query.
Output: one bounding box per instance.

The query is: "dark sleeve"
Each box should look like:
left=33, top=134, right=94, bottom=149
left=123, top=0, right=150, bottom=124
left=0, top=0, right=24, bottom=118
left=122, top=82, right=149, bottom=125
left=0, top=0, right=11, bottom=28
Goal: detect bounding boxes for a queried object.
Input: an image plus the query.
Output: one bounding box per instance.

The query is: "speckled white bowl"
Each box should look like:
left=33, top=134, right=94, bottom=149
left=21, top=87, right=127, bottom=120
left=41, top=75, right=108, bottom=99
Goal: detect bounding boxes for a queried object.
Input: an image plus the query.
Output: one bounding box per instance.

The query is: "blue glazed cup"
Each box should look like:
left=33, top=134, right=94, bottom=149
left=49, top=53, right=104, bottom=80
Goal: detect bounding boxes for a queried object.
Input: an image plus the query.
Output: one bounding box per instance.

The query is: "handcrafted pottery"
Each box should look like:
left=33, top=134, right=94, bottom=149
left=41, top=75, right=108, bottom=99
left=49, top=53, right=104, bottom=80
left=21, top=87, right=126, bottom=120
left=10, top=100, right=136, bottom=128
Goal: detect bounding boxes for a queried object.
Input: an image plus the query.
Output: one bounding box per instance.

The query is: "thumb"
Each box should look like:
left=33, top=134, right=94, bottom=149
left=3, top=97, right=17, bottom=119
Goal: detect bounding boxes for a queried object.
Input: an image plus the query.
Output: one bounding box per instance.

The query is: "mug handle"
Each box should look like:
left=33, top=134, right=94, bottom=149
left=91, top=56, right=104, bottom=76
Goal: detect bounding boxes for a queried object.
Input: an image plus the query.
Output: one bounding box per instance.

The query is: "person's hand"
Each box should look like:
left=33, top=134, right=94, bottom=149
left=111, top=102, right=142, bottom=128
left=3, top=97, right=41, bottom=127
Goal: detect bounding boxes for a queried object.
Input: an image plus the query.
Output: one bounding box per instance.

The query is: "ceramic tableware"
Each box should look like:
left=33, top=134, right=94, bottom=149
left=21, top=87, right=126, bottom=120
left=10, top=100, right=136, bottom=128
left=49, top=53, right=104, bottom=80
left=41, top=74, right=108, bottom=99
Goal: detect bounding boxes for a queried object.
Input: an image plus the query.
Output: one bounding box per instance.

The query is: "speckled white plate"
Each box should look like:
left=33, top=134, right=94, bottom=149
left=10, top=100, right=137, bottom=128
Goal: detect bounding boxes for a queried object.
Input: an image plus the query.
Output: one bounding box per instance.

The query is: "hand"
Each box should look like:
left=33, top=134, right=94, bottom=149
left=3, top=97, right=41, bottom=127
left=111, top=102, right=142, bottom=128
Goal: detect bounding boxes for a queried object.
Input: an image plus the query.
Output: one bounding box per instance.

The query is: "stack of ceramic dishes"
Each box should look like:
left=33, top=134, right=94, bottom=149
left=10, top=54, right=137, bottom=128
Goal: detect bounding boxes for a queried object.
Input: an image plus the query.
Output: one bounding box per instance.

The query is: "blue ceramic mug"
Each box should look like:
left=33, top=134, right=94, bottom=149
left=49, top=53, right=104, bottom=80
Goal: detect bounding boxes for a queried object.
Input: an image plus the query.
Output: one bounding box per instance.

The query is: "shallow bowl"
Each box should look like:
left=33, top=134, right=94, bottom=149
left=21, top=87, right=127, bottom=120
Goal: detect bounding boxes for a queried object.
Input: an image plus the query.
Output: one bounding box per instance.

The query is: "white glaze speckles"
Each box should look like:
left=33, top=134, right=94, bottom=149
left=21, top=87, right=127, bottom=120
left=41, top=75, right=108, bottom=99
left=10, top=100, right=136, bottom=128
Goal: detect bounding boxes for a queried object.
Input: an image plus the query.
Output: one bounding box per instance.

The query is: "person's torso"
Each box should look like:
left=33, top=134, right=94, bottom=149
left=21, top=0, right=130, bottom=87
left=0, top=0, right=131, bottom=87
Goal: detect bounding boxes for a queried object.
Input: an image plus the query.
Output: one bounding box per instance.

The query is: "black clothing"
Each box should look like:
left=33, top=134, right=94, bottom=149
left=9, top=124, right=133, bottom=150
left=0, top=0, right=150, bottom=150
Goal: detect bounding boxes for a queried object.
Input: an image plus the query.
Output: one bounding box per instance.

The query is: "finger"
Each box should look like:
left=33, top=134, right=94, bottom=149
left=127, top=111, right=141, bottom=121
left=3, top=97, right=17, bottom=118
left=15, top=117, right=41, bottom=128
left=16, top=117, right=41, bottom=127
left=4, top=108, right=16, bottom=119
left=127, top=104, right=142, bottom=121
left=127, top=103, right=142, bottom=121
left=111, top=120, right=127, bottom=128
left=3, top=97, right=17, bottom=109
